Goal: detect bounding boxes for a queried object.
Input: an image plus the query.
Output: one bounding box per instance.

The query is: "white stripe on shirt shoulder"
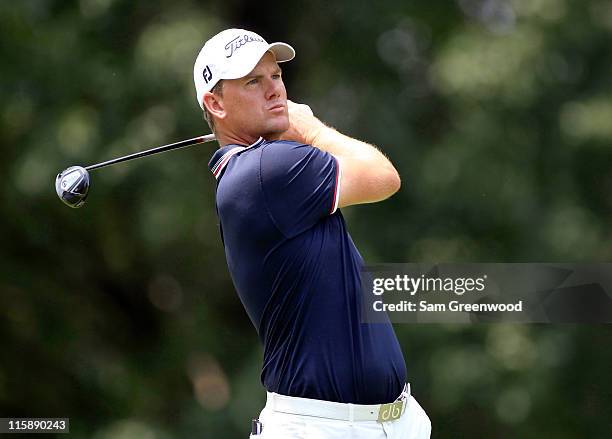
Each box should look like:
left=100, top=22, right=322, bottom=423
left=331, top=156, right=341, bottom=214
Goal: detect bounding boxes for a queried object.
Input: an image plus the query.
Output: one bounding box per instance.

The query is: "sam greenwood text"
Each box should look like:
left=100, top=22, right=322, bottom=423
left=373, top=300, right=524, bottom=313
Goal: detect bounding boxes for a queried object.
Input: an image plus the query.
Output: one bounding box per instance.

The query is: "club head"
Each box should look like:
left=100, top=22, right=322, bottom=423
left=55, top=166, right=90, bottom=208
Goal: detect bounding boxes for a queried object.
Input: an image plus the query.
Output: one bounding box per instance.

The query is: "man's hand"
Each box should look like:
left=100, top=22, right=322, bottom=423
left=279, top=100, right=325, bottom=145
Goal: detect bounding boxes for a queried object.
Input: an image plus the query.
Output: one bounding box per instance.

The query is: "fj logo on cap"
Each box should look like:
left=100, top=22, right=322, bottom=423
left=224, top=34, right=264, bottom=58
left=202, top=65, right=213, bottom=84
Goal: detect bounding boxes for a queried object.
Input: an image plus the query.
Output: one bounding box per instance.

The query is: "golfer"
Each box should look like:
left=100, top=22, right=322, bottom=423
left=194, top=28, right=431, bottom=438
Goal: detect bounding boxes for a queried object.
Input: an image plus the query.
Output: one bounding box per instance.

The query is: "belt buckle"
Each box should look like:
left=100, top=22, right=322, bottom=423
left=376, top=399, right=405, bottom=423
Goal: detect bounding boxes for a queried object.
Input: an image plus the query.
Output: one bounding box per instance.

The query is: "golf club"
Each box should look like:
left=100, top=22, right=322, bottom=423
left=55, top=133, right=216, bottom=208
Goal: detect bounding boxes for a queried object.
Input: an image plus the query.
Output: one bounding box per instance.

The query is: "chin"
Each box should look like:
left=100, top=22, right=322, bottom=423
left=263, top=121, right=289, bottom=138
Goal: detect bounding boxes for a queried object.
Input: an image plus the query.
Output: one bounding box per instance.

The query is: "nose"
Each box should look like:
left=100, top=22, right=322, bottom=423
left=265, top=76, right=283, bottom=100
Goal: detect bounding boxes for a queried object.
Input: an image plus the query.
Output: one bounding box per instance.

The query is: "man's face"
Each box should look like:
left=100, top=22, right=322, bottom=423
left=218, top=51, right=289, bottom=142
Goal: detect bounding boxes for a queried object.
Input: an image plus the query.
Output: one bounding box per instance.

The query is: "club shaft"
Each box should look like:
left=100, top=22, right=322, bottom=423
left=85, top=134, right=216, bottom=171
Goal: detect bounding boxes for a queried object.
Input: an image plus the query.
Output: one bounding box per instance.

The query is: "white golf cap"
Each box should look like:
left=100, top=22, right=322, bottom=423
left=194, top=28, right=295, bottom=109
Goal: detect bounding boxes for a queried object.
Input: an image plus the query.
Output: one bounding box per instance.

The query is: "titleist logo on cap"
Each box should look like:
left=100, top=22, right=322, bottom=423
left=224, top=34, right=265, bottom=58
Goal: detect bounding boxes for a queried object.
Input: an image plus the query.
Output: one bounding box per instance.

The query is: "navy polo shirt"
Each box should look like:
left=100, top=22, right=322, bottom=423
left=208, top=138, right=406, bottom=404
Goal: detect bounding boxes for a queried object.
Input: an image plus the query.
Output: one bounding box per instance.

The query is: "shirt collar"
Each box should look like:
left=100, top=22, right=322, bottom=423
left=207, top=137, right=265, bottom=180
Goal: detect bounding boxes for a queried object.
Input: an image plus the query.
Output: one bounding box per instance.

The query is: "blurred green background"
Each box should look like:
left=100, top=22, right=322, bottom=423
left=1, top=0, right=611, bottom=437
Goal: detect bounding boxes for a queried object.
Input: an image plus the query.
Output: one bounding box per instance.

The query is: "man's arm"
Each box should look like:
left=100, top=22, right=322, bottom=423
left=280, top=101, right=401, bottom=209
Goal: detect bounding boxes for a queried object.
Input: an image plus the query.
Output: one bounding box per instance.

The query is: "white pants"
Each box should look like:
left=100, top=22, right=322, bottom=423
left=249, top=392, right=431, bottom=438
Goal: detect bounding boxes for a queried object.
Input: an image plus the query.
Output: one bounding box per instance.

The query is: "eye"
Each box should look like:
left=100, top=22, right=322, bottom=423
left=272, top=73, right=281, bottom=79
left=247, top=78, right=258, bottom=85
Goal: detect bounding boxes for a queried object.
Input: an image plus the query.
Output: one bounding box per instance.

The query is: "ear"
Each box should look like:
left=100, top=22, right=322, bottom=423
left=203, top=91, right=226, bottom=120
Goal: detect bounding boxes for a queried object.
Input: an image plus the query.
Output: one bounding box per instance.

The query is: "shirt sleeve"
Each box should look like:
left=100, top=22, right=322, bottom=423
left=260, top=141, right=341, bottom=238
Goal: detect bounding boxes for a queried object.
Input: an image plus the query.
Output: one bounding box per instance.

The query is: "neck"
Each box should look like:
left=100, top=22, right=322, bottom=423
left=215, top=130, right=259, bottom=147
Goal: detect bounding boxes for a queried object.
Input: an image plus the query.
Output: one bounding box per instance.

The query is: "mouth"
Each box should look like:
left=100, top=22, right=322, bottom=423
left=267, top=104, right=285, bottom=112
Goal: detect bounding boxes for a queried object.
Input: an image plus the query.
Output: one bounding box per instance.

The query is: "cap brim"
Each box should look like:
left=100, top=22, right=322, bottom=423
left=268, top=42, right=295, bottom=63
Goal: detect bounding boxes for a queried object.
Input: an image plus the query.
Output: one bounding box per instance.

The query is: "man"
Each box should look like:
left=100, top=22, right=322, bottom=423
left=193, top=28, right=431, bottom=438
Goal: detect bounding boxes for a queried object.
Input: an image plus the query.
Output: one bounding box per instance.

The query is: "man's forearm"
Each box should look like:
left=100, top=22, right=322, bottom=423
left=309, top=125, right=398, bottom=175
